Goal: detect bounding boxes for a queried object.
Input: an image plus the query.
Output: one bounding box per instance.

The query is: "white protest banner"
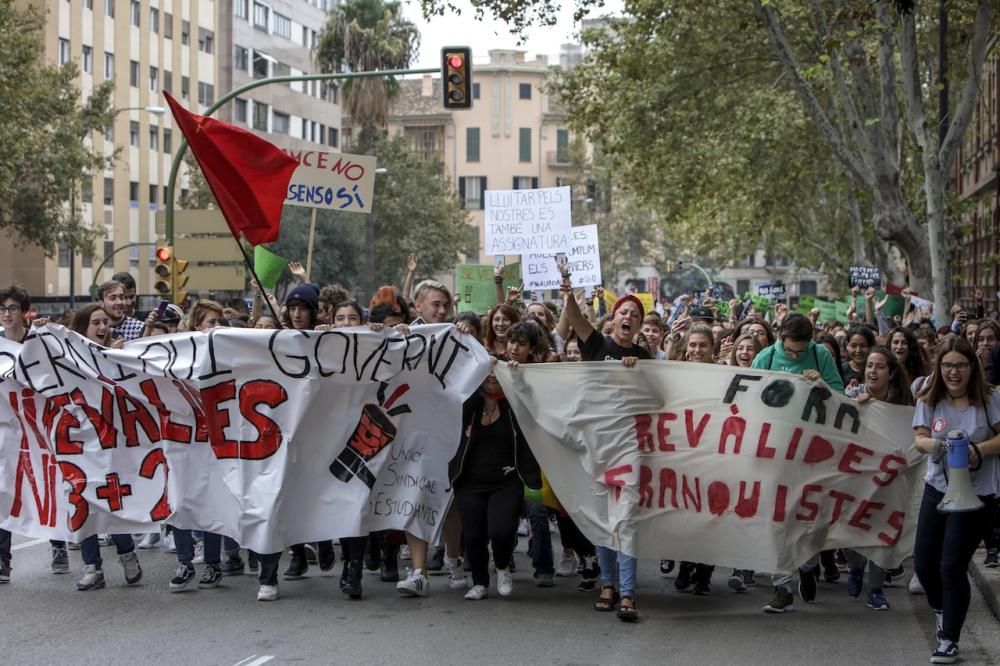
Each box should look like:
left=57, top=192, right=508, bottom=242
left=485, top=186, right=571, bottom=256
left=495, top=361, right=923, bottom=573
left=283, top=149, right=378, bottom=214
left=523, top=224, right=603, bottom=291
left=0, top=325, right=490, bottom=553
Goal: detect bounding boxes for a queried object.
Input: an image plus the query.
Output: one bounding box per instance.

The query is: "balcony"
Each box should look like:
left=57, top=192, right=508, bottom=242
left=547, top=150, right=571, bottom=168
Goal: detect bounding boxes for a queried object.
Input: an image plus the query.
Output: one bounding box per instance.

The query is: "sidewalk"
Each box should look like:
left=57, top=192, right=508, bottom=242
left=970, top=548, right=1000, bottom=621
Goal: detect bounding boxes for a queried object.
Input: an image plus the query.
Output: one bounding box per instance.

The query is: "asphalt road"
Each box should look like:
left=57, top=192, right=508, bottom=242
left=1, top=532, right=999, bottom=666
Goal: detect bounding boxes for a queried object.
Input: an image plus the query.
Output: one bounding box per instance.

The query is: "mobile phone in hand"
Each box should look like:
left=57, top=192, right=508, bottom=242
left=555, top=252, right=568, bottom=267
left=495, top=256, right=505, bottom=270
left=156, top=299, right=169, bottom=317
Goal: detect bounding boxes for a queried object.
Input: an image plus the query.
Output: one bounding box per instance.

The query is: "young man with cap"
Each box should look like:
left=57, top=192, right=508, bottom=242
left=559, top=267, right=650, bottom=621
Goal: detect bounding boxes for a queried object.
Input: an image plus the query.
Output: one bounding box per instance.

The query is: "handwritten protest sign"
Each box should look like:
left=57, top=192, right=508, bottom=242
left=485, top=187, right=571, bottom=255
left=849, top=266, right=881, bottom=289
left=496, top=361, right=922, bottom=573
left=455, top=263, right=522, bottom=314
left=522, top=224, right=603, bottom=291
left=0, top=325, right=490, bottom=552
left=284, top=150, right=377, bottom=214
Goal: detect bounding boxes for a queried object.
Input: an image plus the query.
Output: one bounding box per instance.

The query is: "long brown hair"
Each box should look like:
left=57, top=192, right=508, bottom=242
left=916, top=337, right=990, bottom=408
left=866, top=346, right=914, bottom=406
left=71, top=304, right=110, bottom=346
left=485, top=304, right=521, bottom=350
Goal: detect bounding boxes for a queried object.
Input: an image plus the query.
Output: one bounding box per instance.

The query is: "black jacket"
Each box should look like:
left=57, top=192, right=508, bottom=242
left=449, top=392, right=542, bottom=491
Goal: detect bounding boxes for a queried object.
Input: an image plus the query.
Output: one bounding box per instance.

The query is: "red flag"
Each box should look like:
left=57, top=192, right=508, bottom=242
left=164, top=92, right=298, bottom=246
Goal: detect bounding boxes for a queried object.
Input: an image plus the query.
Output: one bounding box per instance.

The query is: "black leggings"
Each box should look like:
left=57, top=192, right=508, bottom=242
left=914, top=484, right=994, bottom=643
left=455, top=483, right=523, bottom=587
left=556, top=513, right=596, bottom=558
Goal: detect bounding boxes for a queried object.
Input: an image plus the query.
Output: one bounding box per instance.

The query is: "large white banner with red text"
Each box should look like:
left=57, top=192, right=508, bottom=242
left=495, top=361, right=924, bottom=573
left=0, top=325, right=489, bottom=552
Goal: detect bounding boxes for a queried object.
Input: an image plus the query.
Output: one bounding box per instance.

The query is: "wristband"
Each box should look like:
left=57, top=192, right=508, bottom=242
left=494, top=276, right=503, bottom=284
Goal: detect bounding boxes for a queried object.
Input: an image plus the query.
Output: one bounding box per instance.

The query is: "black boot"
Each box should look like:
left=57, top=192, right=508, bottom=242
left=317, top=540, right=336, bottom=572
left=675, top=561, right=694, bottom=591
left=365, top=533, right=382, bottom=572
left=381, top=543, right=400, bottom=582
left=341, top=560, right=363, bottom=599
left=283, top=551, right=308, bottom=580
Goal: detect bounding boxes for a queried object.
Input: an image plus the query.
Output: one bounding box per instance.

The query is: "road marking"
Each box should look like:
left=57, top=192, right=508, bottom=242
left=11, top=538, right=47, bottom=552
left=233, top=657, right=274, bottom=666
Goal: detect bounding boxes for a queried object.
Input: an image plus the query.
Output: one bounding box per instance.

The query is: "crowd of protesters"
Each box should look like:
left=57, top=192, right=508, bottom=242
left=2, top=258, right=999, bottom=665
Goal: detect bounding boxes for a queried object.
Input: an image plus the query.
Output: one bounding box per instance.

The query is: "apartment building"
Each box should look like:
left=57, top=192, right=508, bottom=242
left=345, top=49, right=576, bottom=264
left=215, top=0, right=341, bottom=151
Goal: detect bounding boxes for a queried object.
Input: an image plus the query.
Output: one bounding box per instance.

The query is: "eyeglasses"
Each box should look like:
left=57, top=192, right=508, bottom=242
left=941, top=361, right=972, bottom=373
left=0, top=305, right=21, bottom=314
left=781, top=340, right=807, bottom=359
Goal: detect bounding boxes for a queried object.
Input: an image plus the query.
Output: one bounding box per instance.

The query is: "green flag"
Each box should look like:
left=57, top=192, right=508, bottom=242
left=254, top=245, right=287, bottom=289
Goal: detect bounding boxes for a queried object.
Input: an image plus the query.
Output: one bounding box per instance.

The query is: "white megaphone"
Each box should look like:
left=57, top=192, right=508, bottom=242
left=938, top=430, right=985, bottom=513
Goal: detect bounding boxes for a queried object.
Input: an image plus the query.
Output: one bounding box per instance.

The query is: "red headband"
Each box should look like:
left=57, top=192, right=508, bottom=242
left=612, top=295, right=645, bottom=320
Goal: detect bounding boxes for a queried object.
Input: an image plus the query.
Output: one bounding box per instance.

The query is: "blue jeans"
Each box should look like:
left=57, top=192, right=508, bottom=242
left=526, top=500, right=553, bottom=576
left=597, top=545, right=636, bottom=597
left=80, top=534, right=134, bottom=568
left=172, top=529, right=236, bottom=565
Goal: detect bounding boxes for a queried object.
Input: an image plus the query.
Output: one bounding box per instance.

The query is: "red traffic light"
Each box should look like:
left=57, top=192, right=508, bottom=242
left=441, top=47, right=472, bottom=110
left=155, top=247, right=172, bottom=262
left=448, top=55, right=464, bottom=70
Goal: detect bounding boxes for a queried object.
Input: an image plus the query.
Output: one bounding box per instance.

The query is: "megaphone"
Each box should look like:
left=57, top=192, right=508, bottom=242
left=938, top=430, right=985, bottom=513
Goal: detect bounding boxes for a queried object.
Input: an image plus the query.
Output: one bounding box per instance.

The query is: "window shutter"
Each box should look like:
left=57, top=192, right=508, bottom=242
left=458, top=177, right=466, bottom=209
left=480, top=178, right=487, bottom=209
left=532, top=177, right=538, bottom=189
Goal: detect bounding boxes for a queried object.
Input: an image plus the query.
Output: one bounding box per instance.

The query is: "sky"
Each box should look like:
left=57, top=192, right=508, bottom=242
left=402, top=0, right=623, bottom=69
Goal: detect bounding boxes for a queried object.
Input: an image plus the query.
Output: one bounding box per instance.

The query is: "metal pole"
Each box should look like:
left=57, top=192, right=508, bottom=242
left=305, top=207, right=318, bottom=278
left=164, top=67, right=438, bottom=246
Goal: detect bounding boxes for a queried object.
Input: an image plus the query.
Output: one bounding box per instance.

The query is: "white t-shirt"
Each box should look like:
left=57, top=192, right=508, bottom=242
left=912, top=389, right=1000, bottom=496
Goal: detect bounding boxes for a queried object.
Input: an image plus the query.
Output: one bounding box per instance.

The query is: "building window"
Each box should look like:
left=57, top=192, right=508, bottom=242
left=105, top=0, right=113, bottom=17
left=149, top=126, right=158, bottom=150
left=129, top=60, right=139, bottom=87
left=253, top=2, right=269, bottom=31
left=519, top=83, right=531, bottom=99
left=301, top=25, right=309, bottom=46
left=198, top=28, right=214, bottom=54
left=181, top=76, right=190, bottom=100
left=164, top=12, right=172, bottom=39
left=197, top=82, right=214, bottom=106
left=235, top=0, right=248, bottom=19
left=234, top=45, right=248, bottom=71
left=149, top=184, right=158, bottom=204
left=104, top=52, right=114, bottom=80
left=150, top=7, right=158, bottom=33
left=556, top=128, right=569, bottom=161
left=272, top=61, right=290, bottom=80
left=273, top=12, right=291, bottom=38
left=736, top=279, right=750, bottom=296
left=272, top=110, right=290, bottom=134
left=103, top=177, right=114, bottom=204
left=129, top=181, right=139, bottom=201
left=82, top=45, right=93, bottom=73
left=513, top=176, right=537, bottom=189
left=234, top=98, right=248, bottom=122
left=163, top=69, right=172, bottom=94
left=466, top=127, right=480, bottom=162
left=253, top=102, right=268, bottom=131
left=129, top=121, right=139, bottom=146
left=518, top=128, right=531, bottom=162
left=472, top=82, right=480, bottom=100
left=58, top=243, right=70, bottom=268
left=799, top=280, right=818, bottom=296
left=149, top=66, right=158, bottom=92
left=130, top=0, right=140, bottom=27
left=163, top=128, right=172, bottom=153
left=181, top=20, right=190, bottom=45
left=743, top=253, right=755, bottom=268
left=459, top=176, right=486, bottom=210
left=59, top=38, right=70, bottom=65
left=81, top=177, right=93, bottom=203
left=104, top=124, right=113, bottom=143
left=252, top=51, right=269, bottom=79
left=82, top=251, right=93, bottom=268
left=328, top=127, right=338, bottom=148
left=83, top=0, right=93, bottom=10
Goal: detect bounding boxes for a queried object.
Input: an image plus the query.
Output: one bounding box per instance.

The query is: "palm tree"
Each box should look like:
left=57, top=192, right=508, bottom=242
left=314, top=0, right=420, bottom=155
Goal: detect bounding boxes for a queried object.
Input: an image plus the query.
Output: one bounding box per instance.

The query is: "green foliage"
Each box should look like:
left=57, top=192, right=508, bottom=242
left=314, top=0, right=419, bottom=154
left=178, top=152, right=217, bottom=210
left=266, top=135, right=472, bottom=293
left=0, top=0, right=115, bottom=255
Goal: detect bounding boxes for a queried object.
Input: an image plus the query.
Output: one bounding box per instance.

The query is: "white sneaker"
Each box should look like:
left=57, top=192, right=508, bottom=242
left=464, top=584, right=488, bottom=600
left=191, top=541, right=205, bottom=564
left=445, top=557, right=468, bottom=590
left=496, top=568, right=513, bottom=597
left=164, top=532, right=176, bottom=553
left=257, top=584, right=279, bottom=601
left=76, top=564, right=105, bottom=591
left=137, top=532, right=161, bottom=550
left=556, top=553, right=576, bottom=577
left=909, top=574, right=925, bottom=595
left=517, top=518, right=530, bottom=537
left=119, top=551, right=142, bottom=585
left=397, top=568, right=429, bottom=597
left=97, top=534, right=113, bottom=547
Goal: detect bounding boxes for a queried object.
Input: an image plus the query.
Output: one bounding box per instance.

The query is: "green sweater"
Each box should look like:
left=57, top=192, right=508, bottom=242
left=750, top=340, right=845, bottom=395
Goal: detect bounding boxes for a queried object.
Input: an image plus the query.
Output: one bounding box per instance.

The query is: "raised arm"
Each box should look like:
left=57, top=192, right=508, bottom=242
left=402, top=253, right=417, bottom=300
left=559, top=266, right=595, bottom=343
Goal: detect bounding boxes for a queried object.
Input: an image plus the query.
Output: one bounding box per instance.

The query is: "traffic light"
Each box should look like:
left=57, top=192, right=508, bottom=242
left=442, top=47, right=472, bottom=109
left=153, top=245, right=189, bottom=304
